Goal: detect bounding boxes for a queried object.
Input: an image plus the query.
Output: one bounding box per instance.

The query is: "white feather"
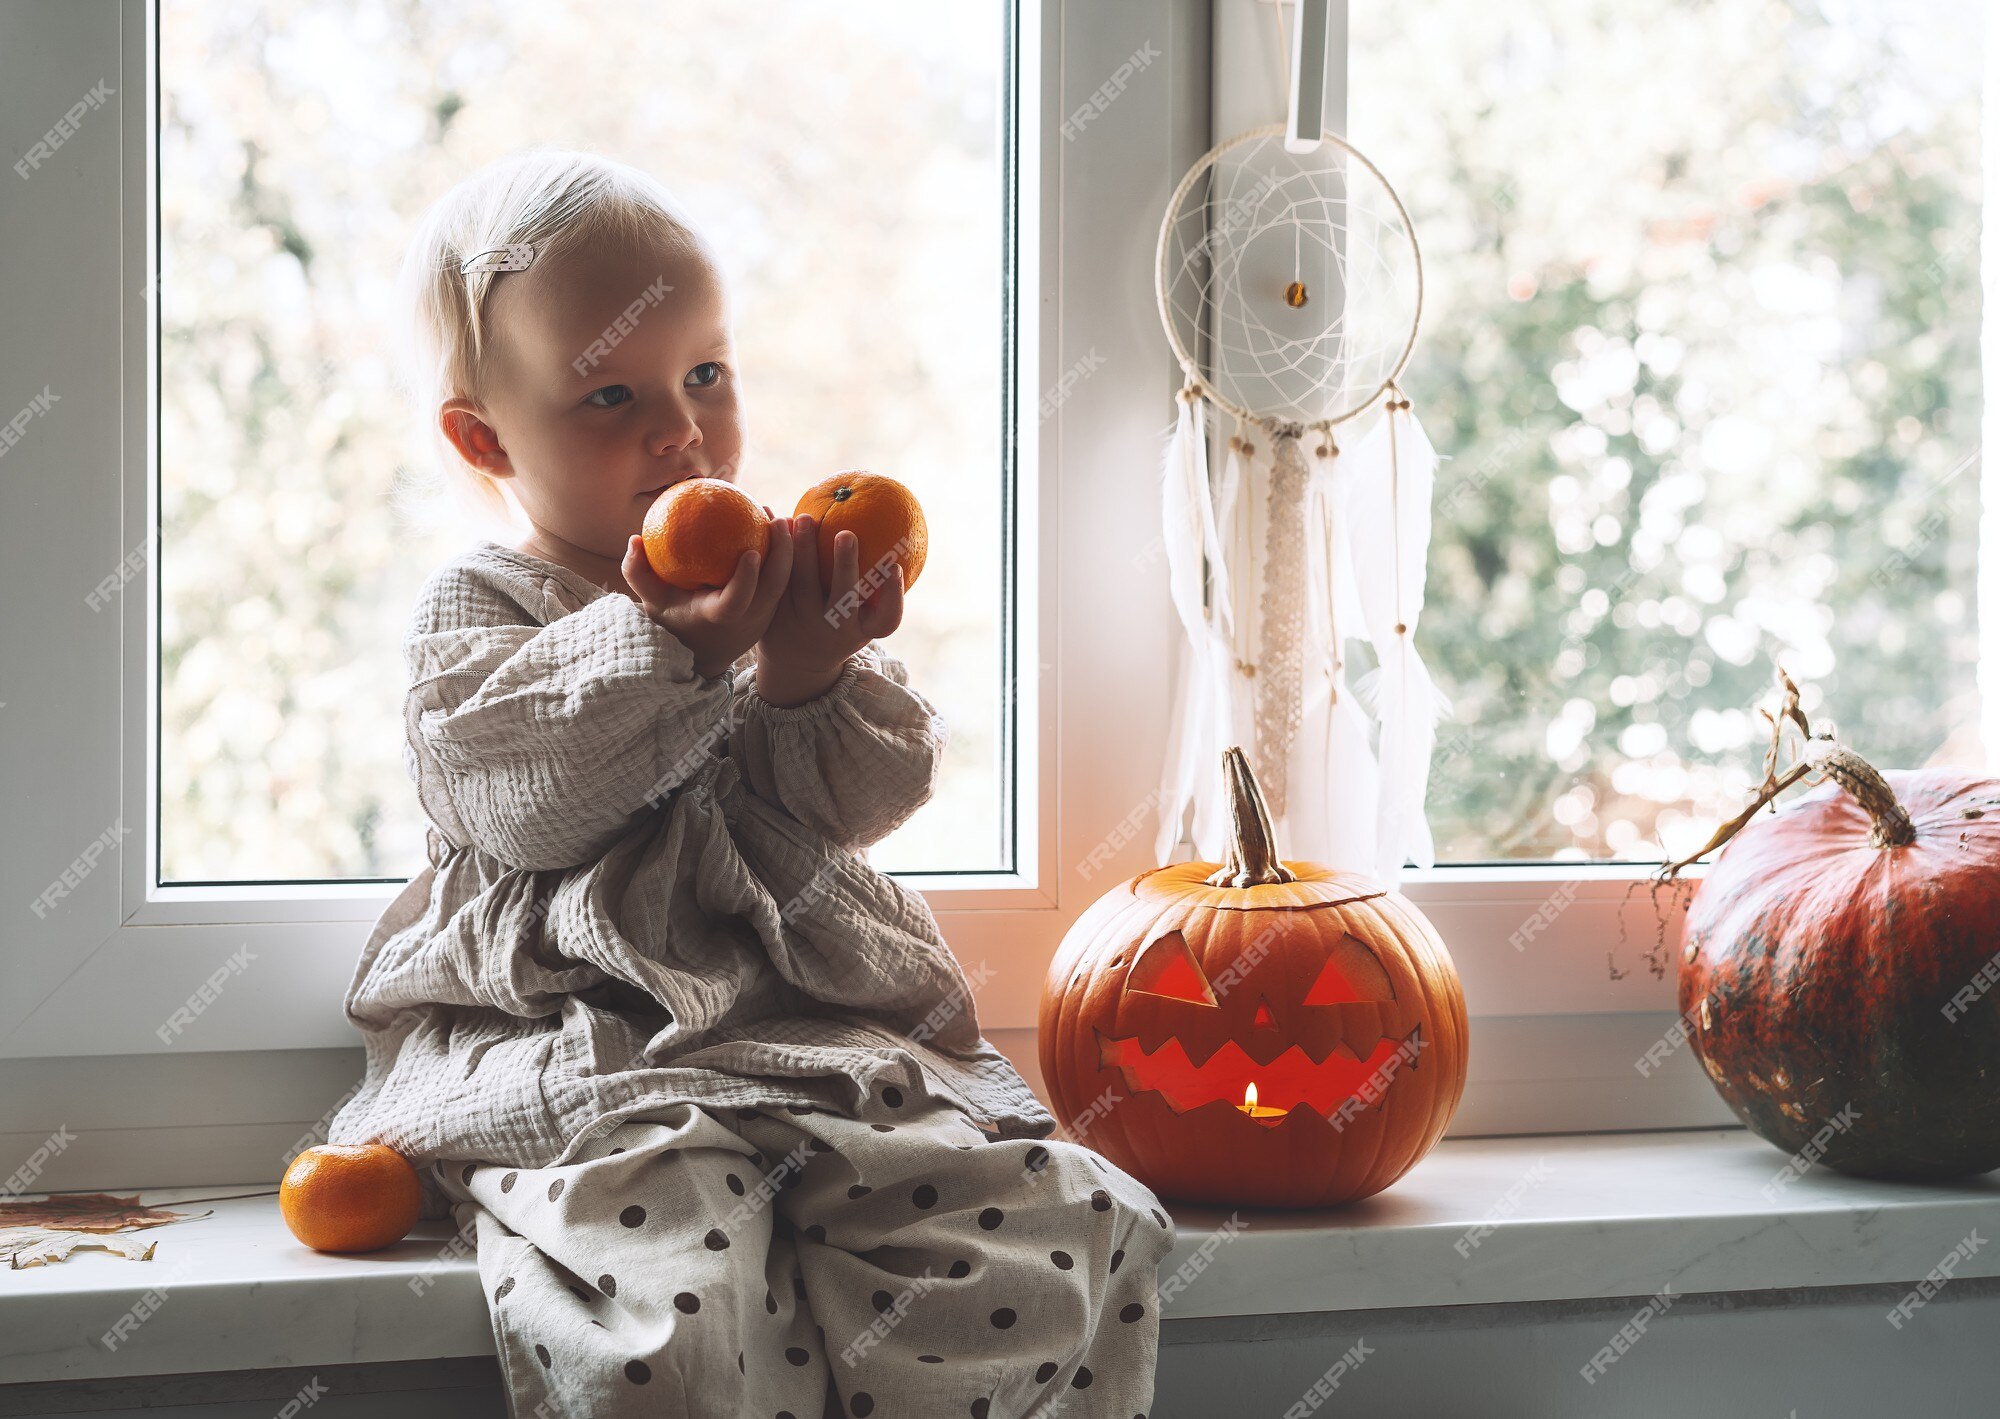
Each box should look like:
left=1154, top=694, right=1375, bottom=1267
left=1334, top=402, right=1448, bottom=885
left=1283, top=669, right=1382, bottom=875
left=1153, top=395, right=1237, bottom=864
left=1277, top=453, right=1381, bottom=871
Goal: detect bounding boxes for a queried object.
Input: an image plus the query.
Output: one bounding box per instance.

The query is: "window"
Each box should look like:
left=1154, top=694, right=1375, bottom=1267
left=158, top=0, right=1017, bottom=883
left=1347, top=0, right=1987, bottom=864
left=22, top=0, right=1843, bottom=1136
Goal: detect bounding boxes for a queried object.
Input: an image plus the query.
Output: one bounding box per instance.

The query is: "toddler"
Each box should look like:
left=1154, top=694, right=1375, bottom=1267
left=328, top=146, right=1176, bottom=1419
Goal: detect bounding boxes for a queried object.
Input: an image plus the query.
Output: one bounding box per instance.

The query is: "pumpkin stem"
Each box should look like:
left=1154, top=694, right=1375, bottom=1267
left=1657, top=664, right=1915, bottom=880
left=1810, top=740, right=1918, bottom=849
left=1204, top=746, right=1298, bottom=887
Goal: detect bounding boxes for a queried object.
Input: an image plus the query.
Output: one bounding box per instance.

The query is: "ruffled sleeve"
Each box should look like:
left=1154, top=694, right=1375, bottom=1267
left=725, top=640, right=948, bottom=856
left=403, top=561, right=739, bottom=872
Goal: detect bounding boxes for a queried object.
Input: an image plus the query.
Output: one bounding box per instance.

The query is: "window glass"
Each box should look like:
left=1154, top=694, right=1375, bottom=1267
left=1352, top=0, right=1985, bottom=861
left=160, top=0, right=1012, bottom=880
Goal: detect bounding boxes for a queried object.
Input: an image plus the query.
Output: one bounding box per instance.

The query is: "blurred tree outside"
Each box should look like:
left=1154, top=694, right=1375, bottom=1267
left=1352, top=0, right=1984, bottom=861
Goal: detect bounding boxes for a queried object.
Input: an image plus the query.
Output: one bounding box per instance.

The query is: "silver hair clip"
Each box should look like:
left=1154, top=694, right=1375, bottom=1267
left=459, top=242, right=536, bottom=276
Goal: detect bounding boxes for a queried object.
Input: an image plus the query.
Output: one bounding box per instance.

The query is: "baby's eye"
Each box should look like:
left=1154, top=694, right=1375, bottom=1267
left=584, top=384, right=634, bottom=408
left=687, top=362, right=725, bottom=388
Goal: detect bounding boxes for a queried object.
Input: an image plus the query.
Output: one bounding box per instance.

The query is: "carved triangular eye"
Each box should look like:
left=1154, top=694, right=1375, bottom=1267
left=1128, top=930, right=1218, bottom=1005
left=1304, top=935, right=1395, bottom=1005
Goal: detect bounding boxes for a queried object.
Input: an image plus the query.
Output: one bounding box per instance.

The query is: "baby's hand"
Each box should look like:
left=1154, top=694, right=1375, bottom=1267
left=754, top=513, right=904, bottom=707
left=622, top=510, right=795, bottom=680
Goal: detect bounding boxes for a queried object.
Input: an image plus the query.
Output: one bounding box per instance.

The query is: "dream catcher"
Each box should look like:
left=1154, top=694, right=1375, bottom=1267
left=1151, top=18, right=1448, bottom=887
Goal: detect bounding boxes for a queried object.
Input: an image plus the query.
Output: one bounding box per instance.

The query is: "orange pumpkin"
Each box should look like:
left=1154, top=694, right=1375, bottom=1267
left=1039, top=746, right=1469, bottom=1207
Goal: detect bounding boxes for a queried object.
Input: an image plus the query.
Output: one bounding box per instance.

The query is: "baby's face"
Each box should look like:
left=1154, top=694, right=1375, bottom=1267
left=448, top=228, right=746, bottom=560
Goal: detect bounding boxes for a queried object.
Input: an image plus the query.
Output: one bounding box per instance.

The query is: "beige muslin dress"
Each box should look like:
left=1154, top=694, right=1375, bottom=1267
left=327, top=540, right=1174, bottom=1419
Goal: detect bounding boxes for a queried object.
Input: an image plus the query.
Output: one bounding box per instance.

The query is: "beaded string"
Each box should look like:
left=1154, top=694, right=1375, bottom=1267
left=1384, top=381, right=1411, bottom=640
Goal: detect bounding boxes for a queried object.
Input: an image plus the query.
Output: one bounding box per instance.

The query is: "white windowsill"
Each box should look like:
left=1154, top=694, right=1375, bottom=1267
left=4, top=1128, right=1998, bottom=1387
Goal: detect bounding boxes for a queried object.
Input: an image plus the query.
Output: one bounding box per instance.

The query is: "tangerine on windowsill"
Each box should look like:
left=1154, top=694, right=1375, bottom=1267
left=795, top=470, right=928, bottom=600
left=279, top=1143, right=423, bottom=1254
left=642, top=477, right=773, bottom=590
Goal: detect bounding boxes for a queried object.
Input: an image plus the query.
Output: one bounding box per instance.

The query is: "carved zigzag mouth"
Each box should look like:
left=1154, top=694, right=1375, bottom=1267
left=1096, top=1026, right=1422, bottom=1122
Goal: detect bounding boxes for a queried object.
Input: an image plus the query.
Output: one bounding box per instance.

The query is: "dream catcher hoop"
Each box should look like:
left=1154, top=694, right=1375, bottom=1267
left=1152, top=119, right=1451, bottom=887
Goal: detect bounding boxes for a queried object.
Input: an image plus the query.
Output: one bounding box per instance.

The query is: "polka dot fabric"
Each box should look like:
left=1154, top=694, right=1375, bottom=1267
left=433, top=1084, right=1175, bottom=1418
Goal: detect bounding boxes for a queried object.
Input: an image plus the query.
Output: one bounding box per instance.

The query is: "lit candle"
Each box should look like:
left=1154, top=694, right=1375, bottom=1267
left=1236, top=1081, right=1286, bottom=1121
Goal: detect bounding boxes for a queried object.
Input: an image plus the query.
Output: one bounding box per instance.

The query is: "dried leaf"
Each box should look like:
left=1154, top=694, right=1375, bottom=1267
left=0, top=1192, right=212, bottom=1268
left=1, top=1226, right=166, bottom=1268
left=0, top=1192, right=204, bottom=1233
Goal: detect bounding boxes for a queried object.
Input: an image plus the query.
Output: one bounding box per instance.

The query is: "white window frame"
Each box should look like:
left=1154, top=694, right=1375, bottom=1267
left=3, top=0, right=1742, bottom=1137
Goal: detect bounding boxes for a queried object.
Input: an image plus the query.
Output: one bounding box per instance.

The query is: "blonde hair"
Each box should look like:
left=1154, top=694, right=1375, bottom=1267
left=389, top=146, right=714, bottom=538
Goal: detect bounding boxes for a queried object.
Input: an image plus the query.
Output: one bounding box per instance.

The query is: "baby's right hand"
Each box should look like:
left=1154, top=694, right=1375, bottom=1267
left=622, top=511, right=795, bottom=679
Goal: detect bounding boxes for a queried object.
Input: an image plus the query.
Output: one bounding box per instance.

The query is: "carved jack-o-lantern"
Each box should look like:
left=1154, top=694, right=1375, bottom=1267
left=1040, top=747, right=1469, bottom=1207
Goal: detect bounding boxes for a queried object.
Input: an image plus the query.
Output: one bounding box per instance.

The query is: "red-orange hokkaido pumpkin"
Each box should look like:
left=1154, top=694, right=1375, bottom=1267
left=1039, top=747, right=1469, bottom=1207
left=1678, top=746, right=2000, bottom=1180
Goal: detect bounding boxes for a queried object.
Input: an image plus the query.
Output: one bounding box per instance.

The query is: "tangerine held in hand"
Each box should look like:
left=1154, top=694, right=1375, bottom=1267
left=642, top=477, right=773, bottom=590
left=795, top=471, right=928, bottom=599
left=279, top=1143, right=423, bottom=1254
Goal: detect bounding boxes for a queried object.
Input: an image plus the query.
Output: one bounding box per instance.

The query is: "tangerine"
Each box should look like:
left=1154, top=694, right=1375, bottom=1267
left=642, top=477, right=773, bottom=590
left=279, top=1143, right=423, bottom=1254
left=794, top=471, right=928, bottom=599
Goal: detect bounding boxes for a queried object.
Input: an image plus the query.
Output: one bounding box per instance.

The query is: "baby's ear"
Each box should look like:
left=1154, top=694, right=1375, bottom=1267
left=438, top=399, right=511, bottom=475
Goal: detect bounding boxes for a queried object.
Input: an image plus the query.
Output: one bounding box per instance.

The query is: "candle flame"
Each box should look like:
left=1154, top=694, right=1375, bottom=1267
left=1243, top=1081, right=1258, bottom=1110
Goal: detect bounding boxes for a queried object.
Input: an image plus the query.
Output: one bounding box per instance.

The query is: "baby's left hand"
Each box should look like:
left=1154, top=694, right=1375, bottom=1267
left=754, top=513, right=905, bottom=707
